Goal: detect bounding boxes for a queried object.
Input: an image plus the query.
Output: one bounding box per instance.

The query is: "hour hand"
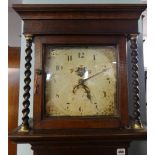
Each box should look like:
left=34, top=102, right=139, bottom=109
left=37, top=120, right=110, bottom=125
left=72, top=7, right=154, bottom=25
left=81, top=84, right=91, bottom=100
left=72, top=80, right=91, bottom=101
left=72, top=84, right=80, bottom=94
left=72, top=79, right=84, bottom=93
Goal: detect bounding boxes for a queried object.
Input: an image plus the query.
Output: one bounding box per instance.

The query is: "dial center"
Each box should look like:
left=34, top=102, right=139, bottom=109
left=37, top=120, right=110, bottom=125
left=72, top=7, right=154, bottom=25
left=75, top=66, right=86, bottom=77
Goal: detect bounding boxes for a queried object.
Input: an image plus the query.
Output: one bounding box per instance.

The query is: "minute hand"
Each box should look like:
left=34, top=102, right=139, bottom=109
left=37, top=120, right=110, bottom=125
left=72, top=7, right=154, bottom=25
left=81, top=68, right=109, bottom=83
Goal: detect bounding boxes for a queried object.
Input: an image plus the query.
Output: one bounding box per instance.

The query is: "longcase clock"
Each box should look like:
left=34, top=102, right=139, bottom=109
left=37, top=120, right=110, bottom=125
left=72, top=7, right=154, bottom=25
left=9, top=4, right=147, bottom=155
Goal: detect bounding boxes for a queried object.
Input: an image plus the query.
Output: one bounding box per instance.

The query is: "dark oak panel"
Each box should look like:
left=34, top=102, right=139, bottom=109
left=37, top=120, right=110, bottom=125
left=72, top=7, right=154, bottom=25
left=24, top=19, right=138, bottom=35
left=9, top=128, right=146, bottom=155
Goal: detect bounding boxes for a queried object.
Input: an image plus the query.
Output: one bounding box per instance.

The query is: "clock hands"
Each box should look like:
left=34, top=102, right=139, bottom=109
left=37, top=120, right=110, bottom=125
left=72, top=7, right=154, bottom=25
left=73, top=68, right=110, bottom=101
left=73, top=80, right=91, bottom=100
left=81, top=68, right=110, bottom=83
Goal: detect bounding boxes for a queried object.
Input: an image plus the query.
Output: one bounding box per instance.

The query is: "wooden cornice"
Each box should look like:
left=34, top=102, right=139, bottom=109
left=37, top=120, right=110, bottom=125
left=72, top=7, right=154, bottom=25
left=13, top=4, right=147, bottom=20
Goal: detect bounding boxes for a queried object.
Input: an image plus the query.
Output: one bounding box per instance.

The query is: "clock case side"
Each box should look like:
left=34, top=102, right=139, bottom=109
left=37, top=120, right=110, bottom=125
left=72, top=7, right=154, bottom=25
left=33, top=35, right=128, bottom=130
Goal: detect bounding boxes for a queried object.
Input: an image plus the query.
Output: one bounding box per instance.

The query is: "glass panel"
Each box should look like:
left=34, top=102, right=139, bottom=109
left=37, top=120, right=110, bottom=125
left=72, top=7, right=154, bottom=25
left=45, top=46, right=117, bottom=116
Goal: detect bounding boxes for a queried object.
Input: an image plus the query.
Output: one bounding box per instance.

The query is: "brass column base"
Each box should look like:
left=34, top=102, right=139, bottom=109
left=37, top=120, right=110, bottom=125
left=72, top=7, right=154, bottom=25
left=131, top=122, right=143, bottom=129
left=18, top=124, right=30, bottom=132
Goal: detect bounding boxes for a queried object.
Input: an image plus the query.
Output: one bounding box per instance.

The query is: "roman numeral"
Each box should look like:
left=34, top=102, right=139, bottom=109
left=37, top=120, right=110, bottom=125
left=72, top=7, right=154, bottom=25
left=93, top=55, right=96, bottom=60
left=68, top=55, right=72, bottom=61
left=78, top=52, right=85, bottom=58
left=56, top=65, right=63, bottom=71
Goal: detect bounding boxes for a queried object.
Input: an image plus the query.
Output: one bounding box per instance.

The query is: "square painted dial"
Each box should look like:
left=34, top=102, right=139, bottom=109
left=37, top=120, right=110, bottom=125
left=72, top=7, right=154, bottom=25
left=45, top=46, right=118, bottom=116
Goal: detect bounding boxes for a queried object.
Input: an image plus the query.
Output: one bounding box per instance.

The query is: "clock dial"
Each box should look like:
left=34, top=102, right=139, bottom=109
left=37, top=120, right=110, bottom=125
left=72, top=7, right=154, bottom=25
left=45, top=46, right=117, bottom=116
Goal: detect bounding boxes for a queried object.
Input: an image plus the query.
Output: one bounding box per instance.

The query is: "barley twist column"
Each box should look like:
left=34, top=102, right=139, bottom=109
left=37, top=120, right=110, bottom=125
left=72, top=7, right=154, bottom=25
left=130, top=34, right=143, bottom=129
left=19, top=34, right=33, bottom=132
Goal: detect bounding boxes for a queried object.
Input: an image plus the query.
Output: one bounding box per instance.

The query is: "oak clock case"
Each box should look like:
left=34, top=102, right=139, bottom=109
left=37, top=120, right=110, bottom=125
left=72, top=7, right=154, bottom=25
left=9, top=4, right=147, bottom=155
